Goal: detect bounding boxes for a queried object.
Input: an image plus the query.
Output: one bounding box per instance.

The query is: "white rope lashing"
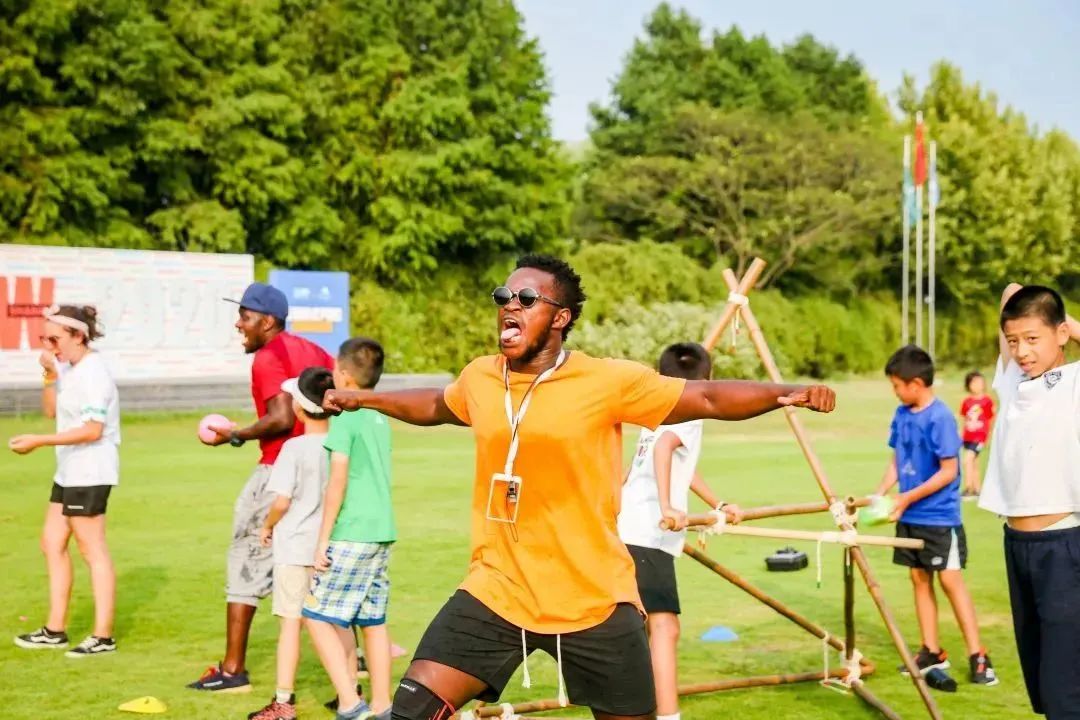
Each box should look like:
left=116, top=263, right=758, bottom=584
left=727, top=292, right=749, bottom=348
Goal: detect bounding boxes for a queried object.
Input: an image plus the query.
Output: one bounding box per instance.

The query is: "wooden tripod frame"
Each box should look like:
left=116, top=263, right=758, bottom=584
left=455, top=258, right=940, bottom=720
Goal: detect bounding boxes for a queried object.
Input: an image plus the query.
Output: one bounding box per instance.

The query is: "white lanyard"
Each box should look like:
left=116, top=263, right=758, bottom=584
left=501, top=351, right=567, bottom=477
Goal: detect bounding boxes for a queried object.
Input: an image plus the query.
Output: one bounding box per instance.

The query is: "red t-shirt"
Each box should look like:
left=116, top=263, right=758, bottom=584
left=959, top=395, right=995, bottom=444
left=251, top=332, right=334, bottom=465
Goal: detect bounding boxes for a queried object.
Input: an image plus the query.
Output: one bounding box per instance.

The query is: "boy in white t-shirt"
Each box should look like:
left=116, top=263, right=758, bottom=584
left=978, top=284, right=1080, bottom=718
left=246, top=367, right=334, bottom=720
left=618, top=343, right=742, bottom=720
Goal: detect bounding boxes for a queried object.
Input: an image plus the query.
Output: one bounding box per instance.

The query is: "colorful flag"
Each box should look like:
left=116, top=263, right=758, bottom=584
left=913, top=114, right=927, bottom=187
left=903, top=166, right=917, bottom=224
left=928, top=148, right=940, bottom=207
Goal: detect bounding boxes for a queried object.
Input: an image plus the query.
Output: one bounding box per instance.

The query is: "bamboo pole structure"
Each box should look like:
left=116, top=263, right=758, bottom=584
left=739, top=496, right=871, bottom=522
left=715, top=263, right=942, bottom=719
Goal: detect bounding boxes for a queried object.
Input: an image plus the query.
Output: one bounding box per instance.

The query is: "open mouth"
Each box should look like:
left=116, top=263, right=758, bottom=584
left=500, top=316, right=523, bottom=345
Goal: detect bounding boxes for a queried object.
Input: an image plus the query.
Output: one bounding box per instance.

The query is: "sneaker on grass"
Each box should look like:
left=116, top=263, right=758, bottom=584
left=186, top=663, right=253, bottom=693
left=898, top=646, right=950, bottom=675
left=14, top=626, right=69, bottom=650
left=324, top=685, right=365, bottom=712
left=65, top=635, right=116, bottom=658
left=334, top=699, right=371, bottom=720
left=248, top=696, right=297, bottom=720
left=970, top=650, right=999, bottom=686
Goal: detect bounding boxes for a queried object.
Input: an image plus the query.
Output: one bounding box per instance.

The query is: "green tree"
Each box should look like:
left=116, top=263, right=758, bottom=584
left=0, top=0, right=568, bottom=284
left=578, top=105, right=895, bottom=290
left=578, top=3, right=894, bottom=290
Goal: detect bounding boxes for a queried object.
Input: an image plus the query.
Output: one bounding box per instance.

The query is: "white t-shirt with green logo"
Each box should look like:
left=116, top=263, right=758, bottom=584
left=54, top=352, right=121, bottom=488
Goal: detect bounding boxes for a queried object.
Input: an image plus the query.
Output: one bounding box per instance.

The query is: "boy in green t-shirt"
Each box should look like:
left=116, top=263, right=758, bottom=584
left=303, top=337, right=394, bottom=720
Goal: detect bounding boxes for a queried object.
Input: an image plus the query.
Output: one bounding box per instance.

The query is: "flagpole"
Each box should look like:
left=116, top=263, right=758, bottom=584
left=902, top=135, right=911, bottom=346
left=914, top=112, right=924, bottom=349
left=915, top=192, right=923, bottom=349
left=928, top=141, right=937, bottom=360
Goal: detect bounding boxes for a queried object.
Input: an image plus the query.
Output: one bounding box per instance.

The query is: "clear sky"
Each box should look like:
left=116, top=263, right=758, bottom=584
left=516, top=0, right=1080, bottom=142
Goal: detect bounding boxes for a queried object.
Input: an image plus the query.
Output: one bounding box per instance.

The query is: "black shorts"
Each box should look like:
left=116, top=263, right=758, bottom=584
left=627, top=544, right=680, bottom=614
left=413, top=590, right=655, bottom=715
left=893, top=522, right=966, bottom=571
left=50, top=483, right=111, bottom=517
left=1004, top=524, right=1080, bottom=717
left=962, top=441, right=985, bottom=455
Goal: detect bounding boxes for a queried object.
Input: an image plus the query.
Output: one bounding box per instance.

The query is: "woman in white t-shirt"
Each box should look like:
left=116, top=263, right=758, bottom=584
left=8, top=305, right=120, bottom=657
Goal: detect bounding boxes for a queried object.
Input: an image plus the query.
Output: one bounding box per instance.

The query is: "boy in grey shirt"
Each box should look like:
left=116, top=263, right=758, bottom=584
left=249, top=367, right=334, bottom=720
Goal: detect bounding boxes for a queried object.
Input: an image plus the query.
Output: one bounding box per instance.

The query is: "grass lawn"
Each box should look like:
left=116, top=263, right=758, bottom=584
left=0, top=375, right=1027, bottom=719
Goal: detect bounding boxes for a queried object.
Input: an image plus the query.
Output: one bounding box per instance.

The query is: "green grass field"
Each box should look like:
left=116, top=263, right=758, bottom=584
left=1, top=376, right=1028, bottom=719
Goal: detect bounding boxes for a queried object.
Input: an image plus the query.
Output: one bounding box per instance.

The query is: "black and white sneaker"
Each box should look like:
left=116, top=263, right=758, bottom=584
left=14, top=626, right=69, bottom=650
left=65, top=635, right=117, bottom=658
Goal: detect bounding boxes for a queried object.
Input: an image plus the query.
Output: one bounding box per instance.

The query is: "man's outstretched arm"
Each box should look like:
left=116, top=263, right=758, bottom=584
left=323, top=388, right=467, bottom=427
left=663, top=380, right=836, bottom=424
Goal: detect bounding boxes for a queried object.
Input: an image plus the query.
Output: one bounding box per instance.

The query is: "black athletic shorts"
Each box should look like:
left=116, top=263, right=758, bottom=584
left=50, top=483, right=111, bottom=517
left=962, top=440, right=985, bottom=455
left=413, top=590, right=655, bottom=715
left=1004, top=524, right=1080, bottom=717
left=627, top=544, right=680, bottom=614
left=893, top=522, right=966, bottom=571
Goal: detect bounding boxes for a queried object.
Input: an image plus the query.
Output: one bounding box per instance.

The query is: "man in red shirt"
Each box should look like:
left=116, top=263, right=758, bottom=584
left=188, top=283, right=334, bottom=693
left=959, top=370, right=995, bottom=499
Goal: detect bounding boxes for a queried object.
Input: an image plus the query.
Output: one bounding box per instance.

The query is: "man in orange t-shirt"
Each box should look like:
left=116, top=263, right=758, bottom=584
left=324, top=255, right=836, bottom=720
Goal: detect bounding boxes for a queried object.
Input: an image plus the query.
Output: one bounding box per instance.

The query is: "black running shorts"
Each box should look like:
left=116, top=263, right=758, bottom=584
left=893, top=522, right=967, bottom=571
left=49, top=483, right=111, bottom=517
left=413, top=590, right=656, bottom=716
left=626, top=544, right=680, bottom=614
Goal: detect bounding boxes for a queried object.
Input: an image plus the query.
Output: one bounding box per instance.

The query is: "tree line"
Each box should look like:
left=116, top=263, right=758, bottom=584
left=2, top=1, right=1077, bottom=370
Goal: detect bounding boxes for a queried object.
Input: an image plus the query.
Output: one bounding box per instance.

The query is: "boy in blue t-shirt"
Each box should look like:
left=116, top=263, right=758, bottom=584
left=874, top=345, right=998, bottom=686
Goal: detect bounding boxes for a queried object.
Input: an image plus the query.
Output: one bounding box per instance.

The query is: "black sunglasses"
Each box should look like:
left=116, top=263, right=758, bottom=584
left=492, top=286, right=564, bottom=309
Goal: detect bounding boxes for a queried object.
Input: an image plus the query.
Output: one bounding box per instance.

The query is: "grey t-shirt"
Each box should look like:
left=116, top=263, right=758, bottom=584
left=265, top=433, right=330, bottom=566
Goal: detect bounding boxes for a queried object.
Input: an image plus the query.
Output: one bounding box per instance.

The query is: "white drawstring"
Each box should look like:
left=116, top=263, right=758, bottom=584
left=556, top=634, right=568, bottom=707
left=520, top=628, right=531, bottom=689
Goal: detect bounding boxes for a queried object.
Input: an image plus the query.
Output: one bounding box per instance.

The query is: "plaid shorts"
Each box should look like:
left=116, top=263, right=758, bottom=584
left=302, top=541, right=391, bottom=628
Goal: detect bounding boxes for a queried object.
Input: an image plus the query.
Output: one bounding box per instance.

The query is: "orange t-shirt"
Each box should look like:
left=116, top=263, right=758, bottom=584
left=442, top=351, right=686, bottom=634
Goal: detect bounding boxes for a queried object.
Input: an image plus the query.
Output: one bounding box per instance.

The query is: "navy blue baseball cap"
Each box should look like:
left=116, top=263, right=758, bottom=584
left=224, top=282, right=289, bottom=321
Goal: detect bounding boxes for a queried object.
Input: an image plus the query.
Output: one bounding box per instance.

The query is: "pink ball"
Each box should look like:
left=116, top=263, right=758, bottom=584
left=198, top=413, right=232, bottom=444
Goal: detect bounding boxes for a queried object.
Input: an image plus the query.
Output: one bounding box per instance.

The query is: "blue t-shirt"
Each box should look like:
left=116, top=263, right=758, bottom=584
left=888, top=398, right=962, bottom=526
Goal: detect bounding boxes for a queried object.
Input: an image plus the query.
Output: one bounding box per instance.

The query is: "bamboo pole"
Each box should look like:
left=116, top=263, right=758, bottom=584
left=844, top=498, right=857, bottom=667
left=720, top=264, right=942, bottom=719
left=739, top=496, right=871, bottom=522
left=719, top=267, right=843, bottom=507
left=850, top=546, right=942, bottom=719
left=853, top=681, right=905, bottom=720
left=682, top=544, right=851, bottom=656
left=662, top=518, right=924, bottom=549
left=702, top=258, right=766, bottom=352
left=458, top=668, right=866, bottom=718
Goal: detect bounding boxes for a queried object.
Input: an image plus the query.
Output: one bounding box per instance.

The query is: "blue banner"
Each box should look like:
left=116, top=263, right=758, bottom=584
left=269, top=270, right=350, bottom=356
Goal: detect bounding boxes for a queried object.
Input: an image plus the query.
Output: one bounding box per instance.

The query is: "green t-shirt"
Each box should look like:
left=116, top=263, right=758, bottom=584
left=324, top=409, right=395, bottom=543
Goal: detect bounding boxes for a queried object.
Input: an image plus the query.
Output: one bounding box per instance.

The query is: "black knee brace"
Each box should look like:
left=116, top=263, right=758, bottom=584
left=391, top=679, right=455, bottom=720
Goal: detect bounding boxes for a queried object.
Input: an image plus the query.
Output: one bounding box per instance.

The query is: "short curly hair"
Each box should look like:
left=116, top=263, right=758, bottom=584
left=515, top=254, right=587, bottom=339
